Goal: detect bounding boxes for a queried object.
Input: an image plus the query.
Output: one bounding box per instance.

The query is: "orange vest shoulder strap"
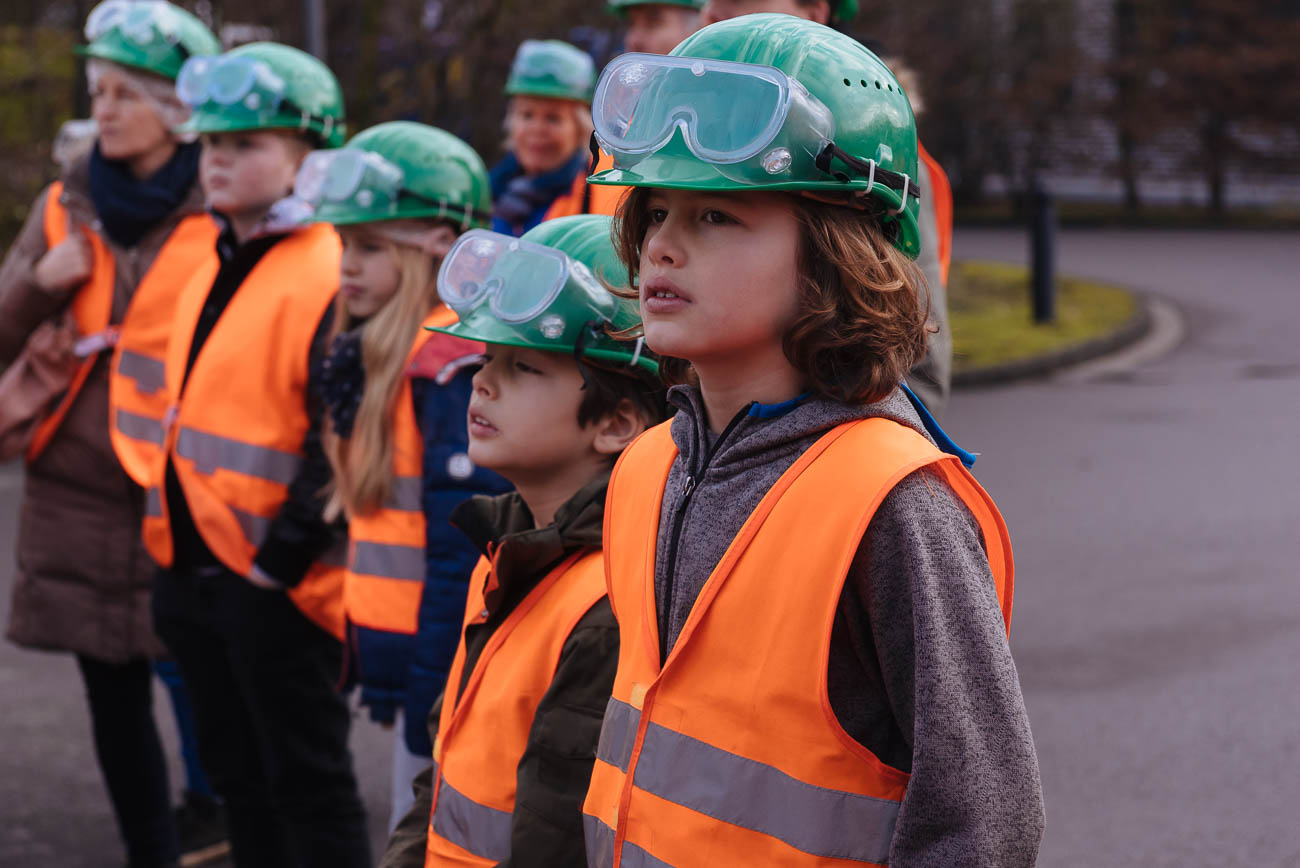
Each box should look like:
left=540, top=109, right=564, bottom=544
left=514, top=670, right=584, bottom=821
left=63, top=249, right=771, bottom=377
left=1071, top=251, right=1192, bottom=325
left=27, top=181, right=115, bottom=463
left=919, top=144, right=953, bottom=286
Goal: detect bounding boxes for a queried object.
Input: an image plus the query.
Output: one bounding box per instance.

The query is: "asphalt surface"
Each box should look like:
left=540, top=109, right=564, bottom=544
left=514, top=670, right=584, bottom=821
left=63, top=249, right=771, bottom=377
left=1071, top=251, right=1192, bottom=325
left=2, top=228, right=1298, bottom=866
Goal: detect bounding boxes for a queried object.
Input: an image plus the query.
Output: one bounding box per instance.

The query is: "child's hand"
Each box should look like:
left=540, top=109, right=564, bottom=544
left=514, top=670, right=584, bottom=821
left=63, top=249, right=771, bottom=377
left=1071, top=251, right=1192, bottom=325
left=34, top=223, right=94, bottom=293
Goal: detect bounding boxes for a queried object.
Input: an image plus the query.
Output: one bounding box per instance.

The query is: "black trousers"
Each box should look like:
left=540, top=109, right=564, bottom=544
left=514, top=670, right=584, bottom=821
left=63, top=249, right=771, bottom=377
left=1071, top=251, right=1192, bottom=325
left=75, top=655, right=179, bottom=868
left=152, top=565, right=370, bottom=868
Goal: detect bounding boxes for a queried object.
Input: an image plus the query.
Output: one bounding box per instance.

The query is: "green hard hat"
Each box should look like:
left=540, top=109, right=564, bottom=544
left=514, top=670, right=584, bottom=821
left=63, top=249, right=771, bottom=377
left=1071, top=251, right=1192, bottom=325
left=833, top=0, right=860, bottom=23
left=607, top=0, right=704, bottom=15
left=176, top=42, right=347, bottom=147
left=433, top=215, right=657, bottom=375
left=76, top=0, right=221, bottom=81
left=298, top=122, right=492, bottom=229
left=505, top=40, right=596, bottom=104
left=590, top=14, right=922, bottom=258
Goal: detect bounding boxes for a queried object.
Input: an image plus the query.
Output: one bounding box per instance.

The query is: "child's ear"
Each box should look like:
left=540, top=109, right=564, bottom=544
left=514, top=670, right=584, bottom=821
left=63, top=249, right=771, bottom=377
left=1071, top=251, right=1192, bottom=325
left=592, top=397, right=648, bottom=458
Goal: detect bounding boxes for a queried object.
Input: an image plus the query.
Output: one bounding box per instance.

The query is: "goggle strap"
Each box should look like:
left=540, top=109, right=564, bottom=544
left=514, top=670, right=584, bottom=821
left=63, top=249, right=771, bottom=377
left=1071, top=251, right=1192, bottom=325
left=815, top=143, right=922, bottom=201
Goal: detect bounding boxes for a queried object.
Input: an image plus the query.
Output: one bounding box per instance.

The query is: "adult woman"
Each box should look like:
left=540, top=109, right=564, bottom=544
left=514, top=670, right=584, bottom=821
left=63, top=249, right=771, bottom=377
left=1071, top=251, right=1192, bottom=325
left=489, top=39, right=597, bottom=236
left=0, top=3, right=220, bottom=866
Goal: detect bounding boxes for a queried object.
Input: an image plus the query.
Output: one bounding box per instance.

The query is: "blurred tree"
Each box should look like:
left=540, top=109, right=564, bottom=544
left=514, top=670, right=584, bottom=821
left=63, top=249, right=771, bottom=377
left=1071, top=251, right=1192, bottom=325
left=1134, top=0, right=1300, bottom=214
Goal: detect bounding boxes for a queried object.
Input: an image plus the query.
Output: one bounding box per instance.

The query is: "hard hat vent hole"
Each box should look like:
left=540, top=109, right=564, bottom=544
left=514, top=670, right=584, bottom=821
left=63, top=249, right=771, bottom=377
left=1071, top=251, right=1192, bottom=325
left=842, top=78, right=851, bottom=86
left=875, top=81, right=882, bottom=89
left=860, top=79, right=868, bottom=87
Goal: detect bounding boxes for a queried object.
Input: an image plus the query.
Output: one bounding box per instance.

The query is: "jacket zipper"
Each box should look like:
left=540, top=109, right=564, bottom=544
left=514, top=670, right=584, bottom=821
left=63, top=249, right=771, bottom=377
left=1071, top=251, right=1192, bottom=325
left=658, top=403, right=751, bottom=663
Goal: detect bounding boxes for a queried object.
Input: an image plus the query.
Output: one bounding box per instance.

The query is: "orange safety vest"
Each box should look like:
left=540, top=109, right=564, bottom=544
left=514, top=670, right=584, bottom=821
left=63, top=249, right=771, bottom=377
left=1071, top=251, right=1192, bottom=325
left=27, top=183, right=218, bottom=466
left=543, top=150, right=627, bottom=221
left=919, top=143, right=954, bottom=286
left=141, top=223, right=347, bottom=640
left=343, top=306, right=458, bottom=635
left=425, top=549, right=607, bottom=866
left=584, top=418, right=1014, bottom=867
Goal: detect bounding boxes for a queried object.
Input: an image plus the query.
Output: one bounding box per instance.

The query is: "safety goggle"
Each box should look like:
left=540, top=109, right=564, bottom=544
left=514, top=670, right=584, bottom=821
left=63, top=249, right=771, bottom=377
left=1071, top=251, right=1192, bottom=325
left=512, top=40, right=595, bottom=91
left=293, top=148, right=406, bottom=215
left=85, top=0, right=182, bottom=46
left=439, top=229, right=617, bottom=327
left=176, top=54, right=286, bottom=117
left=594, top=53, right=835, bottom=173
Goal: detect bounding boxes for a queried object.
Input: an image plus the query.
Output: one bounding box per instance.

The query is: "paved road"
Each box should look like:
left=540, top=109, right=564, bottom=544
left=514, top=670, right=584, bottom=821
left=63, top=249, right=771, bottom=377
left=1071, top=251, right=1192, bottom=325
left=2, top=228, right=1298, bottom=866
left=947, top=228, right=1300, bottom=867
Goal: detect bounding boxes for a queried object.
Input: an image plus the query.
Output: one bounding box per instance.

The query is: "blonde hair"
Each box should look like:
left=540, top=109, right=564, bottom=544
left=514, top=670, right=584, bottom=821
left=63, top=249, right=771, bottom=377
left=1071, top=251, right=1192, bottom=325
left=325, top=234, right=441, bottom=519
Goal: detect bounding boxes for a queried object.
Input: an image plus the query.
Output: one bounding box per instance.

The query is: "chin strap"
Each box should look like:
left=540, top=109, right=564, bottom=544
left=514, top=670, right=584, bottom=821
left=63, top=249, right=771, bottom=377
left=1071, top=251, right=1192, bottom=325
left=572, top=319, right=606, bottom=390
left=815, top=143, right=922, bottom=201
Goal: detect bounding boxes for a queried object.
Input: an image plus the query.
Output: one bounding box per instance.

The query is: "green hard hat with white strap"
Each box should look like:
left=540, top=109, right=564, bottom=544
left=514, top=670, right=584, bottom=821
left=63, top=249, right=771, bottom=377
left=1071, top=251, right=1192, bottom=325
left=589, top=13, right=923, bottom=258
left=505, top=40, right=597, bottom=104
left=293, top=121, right=492, bottom=229
left=175, top=42, right=347, bottom=147
left=606, top=0, right=704, bottom=15
left=432, top=215, right=657, bottom=375
left=76, top=0, right=220, bottom=80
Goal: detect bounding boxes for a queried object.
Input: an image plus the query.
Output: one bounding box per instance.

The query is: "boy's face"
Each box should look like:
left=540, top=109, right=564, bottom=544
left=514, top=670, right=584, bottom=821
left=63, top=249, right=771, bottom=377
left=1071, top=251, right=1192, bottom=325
left=623, top=4, right=700, bottom=55
left=467, top=346, right=604, bottom=485
left=200, top=130, right=307, bottom=222
left=638, top=188, right=801, bottom=372
left=338, top=226, right=401, bottom=320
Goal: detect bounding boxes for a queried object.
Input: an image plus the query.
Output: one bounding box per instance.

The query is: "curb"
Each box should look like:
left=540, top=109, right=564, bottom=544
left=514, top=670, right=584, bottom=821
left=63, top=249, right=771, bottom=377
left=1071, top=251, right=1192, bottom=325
left=952, top=290, right=1157, bottom=388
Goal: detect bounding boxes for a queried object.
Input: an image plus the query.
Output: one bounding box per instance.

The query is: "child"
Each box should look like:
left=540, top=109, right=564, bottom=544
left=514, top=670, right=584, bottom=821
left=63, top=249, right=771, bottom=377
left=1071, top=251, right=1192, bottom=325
left=582, top=16, right=1043, bottom=867
left=380, top=214, right=667, bottom=867
left=608, top=0, right=703, bottom=55
left=142, top=42, right=371, bottom=868
left=697, top=0, right=954, bottom=418
left=0, top=3, right=221, bottom=865
left=490, top=39, right=600, bottom=233
left=295, top=120, right=511, bottom=830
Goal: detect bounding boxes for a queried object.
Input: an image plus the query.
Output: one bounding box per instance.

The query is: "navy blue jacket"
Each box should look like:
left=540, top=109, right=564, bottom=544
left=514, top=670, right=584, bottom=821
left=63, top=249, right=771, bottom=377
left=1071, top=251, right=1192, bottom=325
left=349, top=350, right=510, bottom=756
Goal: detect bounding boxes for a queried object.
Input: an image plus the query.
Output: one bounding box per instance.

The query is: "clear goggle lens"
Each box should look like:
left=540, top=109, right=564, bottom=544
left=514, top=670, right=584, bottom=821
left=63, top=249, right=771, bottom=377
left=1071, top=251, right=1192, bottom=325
left=440, top=230, right=601, bottom=325
left=594, top=53, right=834, bottom=166
left=85, top=0, right=179, bottom=45
left=176, top=55, right=285, bottom=115
left=293, top=149, right=406, bottom=214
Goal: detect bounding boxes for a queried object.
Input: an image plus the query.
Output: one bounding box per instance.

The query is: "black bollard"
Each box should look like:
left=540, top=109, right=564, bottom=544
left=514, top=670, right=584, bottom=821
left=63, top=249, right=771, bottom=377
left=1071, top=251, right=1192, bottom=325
left=1030, top=188, right=1057, bottom=324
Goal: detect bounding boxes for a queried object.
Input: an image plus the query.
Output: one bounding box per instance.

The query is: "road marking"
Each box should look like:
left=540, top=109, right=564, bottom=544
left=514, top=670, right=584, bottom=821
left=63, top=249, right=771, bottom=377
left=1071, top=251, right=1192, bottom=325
left=1056, top=296, right=1185, bottom=383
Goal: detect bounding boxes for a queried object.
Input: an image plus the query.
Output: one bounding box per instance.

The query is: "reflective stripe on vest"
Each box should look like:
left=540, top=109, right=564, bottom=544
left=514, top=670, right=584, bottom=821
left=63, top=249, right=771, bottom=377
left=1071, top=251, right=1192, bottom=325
left=141, top=223, right=346, bottom=639
left=108, top=210, right=218, bottom=486
left=584, top=418, right=1014, bottom=867
left=427, top=761, right=514, bottom=863
left=343, top=307, right=457, bottom=635
left=26, top=182, right=114, bottom=463
left=426, top=550, right=607, bottom=867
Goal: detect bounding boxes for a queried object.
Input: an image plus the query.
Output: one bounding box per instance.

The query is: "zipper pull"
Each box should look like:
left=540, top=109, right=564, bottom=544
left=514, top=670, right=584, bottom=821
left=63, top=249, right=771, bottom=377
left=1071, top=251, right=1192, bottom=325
left=681, top=475, right=695, bottom=500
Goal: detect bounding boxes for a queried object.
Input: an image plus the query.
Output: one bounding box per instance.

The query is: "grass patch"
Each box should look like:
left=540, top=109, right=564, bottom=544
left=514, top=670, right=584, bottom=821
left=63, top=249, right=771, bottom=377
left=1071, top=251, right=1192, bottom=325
left=948, top=260, right=1138, bottom=373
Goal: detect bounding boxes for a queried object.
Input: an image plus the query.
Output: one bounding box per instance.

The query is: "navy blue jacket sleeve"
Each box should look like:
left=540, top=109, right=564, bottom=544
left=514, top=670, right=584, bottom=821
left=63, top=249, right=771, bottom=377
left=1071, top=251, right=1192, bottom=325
left=402, top=368, right=511, bottom=756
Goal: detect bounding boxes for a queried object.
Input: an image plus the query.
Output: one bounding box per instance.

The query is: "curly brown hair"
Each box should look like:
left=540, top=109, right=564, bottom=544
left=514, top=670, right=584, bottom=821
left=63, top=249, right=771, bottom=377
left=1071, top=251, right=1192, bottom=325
left=612, top=187, right=931, bottom=406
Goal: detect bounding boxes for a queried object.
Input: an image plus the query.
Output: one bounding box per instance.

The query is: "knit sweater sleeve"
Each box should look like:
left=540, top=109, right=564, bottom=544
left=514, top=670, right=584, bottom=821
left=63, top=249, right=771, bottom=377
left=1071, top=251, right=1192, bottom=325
left=841, top=467, right=1044, bottom=867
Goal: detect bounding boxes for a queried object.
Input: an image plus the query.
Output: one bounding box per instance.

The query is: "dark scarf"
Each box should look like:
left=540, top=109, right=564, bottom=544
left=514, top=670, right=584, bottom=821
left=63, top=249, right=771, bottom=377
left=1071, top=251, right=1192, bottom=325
left=88, top=140, right=201, bottom=248
left=489, top=148, right=588, bottom=236
left=319, top=329, right=365, bottom=438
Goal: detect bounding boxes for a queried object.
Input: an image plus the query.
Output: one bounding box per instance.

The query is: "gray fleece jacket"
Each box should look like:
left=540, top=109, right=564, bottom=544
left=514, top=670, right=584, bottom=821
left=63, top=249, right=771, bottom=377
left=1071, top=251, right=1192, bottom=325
left=655, top=385, right=1044, bottom=867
